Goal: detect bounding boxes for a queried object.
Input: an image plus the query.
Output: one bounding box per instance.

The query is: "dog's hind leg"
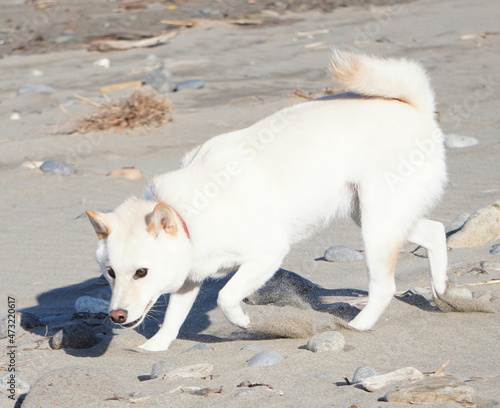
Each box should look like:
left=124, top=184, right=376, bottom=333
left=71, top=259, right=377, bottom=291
left=407, top=218, right=448, bottom=298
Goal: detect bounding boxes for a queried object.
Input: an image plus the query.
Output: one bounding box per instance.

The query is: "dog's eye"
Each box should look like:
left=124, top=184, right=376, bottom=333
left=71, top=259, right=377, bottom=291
left=134, top=268, right=148, bottom=279
left=106, top=267, right=116, bottom=279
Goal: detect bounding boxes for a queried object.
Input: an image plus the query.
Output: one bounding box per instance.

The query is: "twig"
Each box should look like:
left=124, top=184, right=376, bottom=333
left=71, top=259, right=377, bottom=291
left=72, top=94, right=103, bottom=108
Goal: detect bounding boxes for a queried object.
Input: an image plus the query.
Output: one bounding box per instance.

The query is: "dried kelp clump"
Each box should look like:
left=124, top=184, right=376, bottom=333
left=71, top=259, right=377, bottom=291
left=76, top=89, right=172, bottom=133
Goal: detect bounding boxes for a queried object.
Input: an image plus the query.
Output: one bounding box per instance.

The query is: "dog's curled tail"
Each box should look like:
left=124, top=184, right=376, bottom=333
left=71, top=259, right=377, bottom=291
left=329, top=49, right=435, bottom=115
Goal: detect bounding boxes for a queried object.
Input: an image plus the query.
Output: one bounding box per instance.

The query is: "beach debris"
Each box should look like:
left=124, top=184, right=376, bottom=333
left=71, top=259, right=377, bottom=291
left=107, top=167, right=143, bottom=180
left=230, top=19, right=264, bottom=25
left=490, top=243, right=500, bottom=255
left=93, top=58, right=110, bottom=68
left=324, top=245, right=363, bottom=262
left=39, top=160, right=76, bottom=175
left=161, top=19, right=197, bottom=28
left=306, top=331, right=345, bottom=353
left=76, top=89, right=172, bottom=133
left=247, top=350, right=283, bottom=367
left=183, top=343, right=211, bottom=353
left=173, top=78, right=205, bottom=92
left=178, top=386, right=223, bottom=397
left=361, top=367, right=425, bottom=392
left=49, top=323, right=100, bottom=350
left=445, top=213, right=471, bottom=235
left=31, top=69, right=43, bottom=77
left=10, top=112, right=20, bottom=120
left=352, top=366, right=379, bottom=384
left=237, top=380, right=284, bottom=396
left=75, top=296, right=109, bottom=314
left=88, top=31, right=179, bottom=52
left=480, top=261, right=500, bottom=270
left=143, top=65, right=174, bottom=92
left=150, top=361, right=176, bottom=379
left=447, top=201, right=500, bottom=248
left=0, top=373, right=30, bottom=396
left=444, top=133, right=479, bottom=148
left=99, top=81, right=142, bottom=94
left=17, top=84, right=55, bottom=96
left=384, top=375, right=475, bottom=407
left=21, top=367, right=124, bottom=408
left=159, top=363, right=213, bottom=380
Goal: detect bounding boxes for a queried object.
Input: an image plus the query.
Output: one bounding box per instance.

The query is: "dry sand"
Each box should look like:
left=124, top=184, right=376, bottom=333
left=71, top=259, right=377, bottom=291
left=1, top=0, right=499, bottom=407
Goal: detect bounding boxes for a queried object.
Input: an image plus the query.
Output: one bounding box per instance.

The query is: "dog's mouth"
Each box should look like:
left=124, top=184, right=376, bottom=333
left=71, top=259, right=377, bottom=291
left=119, top=299, right=155, bottom=329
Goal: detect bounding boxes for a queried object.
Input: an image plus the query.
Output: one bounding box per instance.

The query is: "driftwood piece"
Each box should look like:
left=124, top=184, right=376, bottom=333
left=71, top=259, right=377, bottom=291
left=88, top=31, right=179, bottom=52
left=160, top=363, right=213, bottom=381
left=361, top=367, right=425, bottom=392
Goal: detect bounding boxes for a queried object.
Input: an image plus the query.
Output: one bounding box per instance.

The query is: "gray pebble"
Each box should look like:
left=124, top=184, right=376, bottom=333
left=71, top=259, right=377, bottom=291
left=306, top=331, right=345, bottom=353
left=183, top=343, right=210, bottom=353
left=18, top=84, right=55, bottom=95
left=480, top=261, right=500, bottom=271
left=174, top=79, right=205, bottom=92
left=143, top=65, right=174, bottom=93
left=247, top=350, right=283, bottom=367
left=445, top=213, right=470, bottom=235
left=49, top=324, right=100, bottom=349
left=150, top=360, right=176, bottom=379
left=0, top=372, right=30, bottom=395
left=491, top=243, right=500, bottom=256
left=324, top=245, right=363, bottom=262
left=75, top=296, right=108, bottom=314
left=40, top=160, right=76, bottom=175
left=444, top=134, right=479, bottom=148
left=352, top=366, right=379, bottom=384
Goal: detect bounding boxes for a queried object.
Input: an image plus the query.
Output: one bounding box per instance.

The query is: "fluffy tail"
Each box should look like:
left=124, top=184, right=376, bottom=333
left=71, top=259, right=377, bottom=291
left=329, top=49, right=435, bottom=115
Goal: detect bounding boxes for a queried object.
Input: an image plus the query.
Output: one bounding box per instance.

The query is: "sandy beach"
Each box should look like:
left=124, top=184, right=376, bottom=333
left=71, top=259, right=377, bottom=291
left=1, top=0, right=499, bottom=406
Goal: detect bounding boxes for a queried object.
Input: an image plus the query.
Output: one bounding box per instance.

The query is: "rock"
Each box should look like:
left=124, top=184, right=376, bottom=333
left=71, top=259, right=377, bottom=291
left=160, top=363, right=213, bottom=380
left=324, top=245, right=363, bottom=262
left=0, top=373, right=30, bottom=397
left=245, top=269, right=317, bottom=308
left=247, top=350, right=283, bottom=367
left=385, top=375, right=475, bottom=406
left=22, top=366, right=124, bottom=408
left=18, top=84, right=55, bottom=95
left=446, top=287, right=473, bottom=300
left=445, top=213, right=471, bottom=235
left=362, top=367, right=425, bottom=392
left=40, top=160, right=76, bottom=175
left=306, top=331, right=345, bottom=353
left=150, top=360, right=176, bottom=379
left=75, top=296, right=109, bottom=314
left=491, top=243, right=500, bottom=255
left=183, top=343, right=210, bottom=353
left=480, top=261, right=500, bottom=270
left=447, top=201, right=500, bottom=248
left=444, top=134, right=479, bottom=148
left=143, top=64, right=174, bottom=93
left=107, top=167, right=142, bottom=180
left=10, top=112, right=20, bottom=120
left=352, top=366, right=379, bottom=384
left=49, top=324, right=100, bottom=349
left=174, top=79, right=205, bottom=92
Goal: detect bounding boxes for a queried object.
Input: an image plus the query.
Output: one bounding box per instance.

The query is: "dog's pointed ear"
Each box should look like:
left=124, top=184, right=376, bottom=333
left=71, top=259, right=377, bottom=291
left=86, top=210, right=112, bottom=240
left=147, top=203, right=178, bottom=237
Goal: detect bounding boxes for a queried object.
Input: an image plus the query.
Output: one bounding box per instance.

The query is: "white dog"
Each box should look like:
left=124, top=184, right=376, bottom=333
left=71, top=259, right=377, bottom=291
left=87, top=50, right=448, bottom=351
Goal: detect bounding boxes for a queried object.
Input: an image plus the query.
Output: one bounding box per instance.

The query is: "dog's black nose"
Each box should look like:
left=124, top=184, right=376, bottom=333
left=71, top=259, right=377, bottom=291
left=109, top=309, right=128, bottom=324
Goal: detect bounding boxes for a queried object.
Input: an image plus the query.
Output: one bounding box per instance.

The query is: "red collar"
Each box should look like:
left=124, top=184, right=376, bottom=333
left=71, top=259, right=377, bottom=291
left=169, top=204, right=190, bottom=239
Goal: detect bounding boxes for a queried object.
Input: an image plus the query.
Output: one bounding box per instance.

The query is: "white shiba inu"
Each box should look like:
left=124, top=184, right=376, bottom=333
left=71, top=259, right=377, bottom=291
left=87, top=50, right=448, bottom=351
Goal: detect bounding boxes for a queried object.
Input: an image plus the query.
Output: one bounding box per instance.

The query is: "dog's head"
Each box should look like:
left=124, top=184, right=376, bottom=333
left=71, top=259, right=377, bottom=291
left=86, top=198, right=193, bottom=328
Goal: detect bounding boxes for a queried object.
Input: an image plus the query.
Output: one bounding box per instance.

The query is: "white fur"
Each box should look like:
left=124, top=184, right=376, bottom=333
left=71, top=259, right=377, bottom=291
left=88, top=50, right=448, bottom=351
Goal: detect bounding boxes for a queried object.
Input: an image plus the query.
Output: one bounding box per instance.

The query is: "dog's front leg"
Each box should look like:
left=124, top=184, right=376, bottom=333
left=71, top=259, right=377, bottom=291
left=139, top=280, right=201, bottom=351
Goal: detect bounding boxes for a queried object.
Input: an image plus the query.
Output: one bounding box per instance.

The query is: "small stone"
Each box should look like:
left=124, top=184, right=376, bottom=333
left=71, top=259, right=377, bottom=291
left=491, top=243, right=500, bottom=256
left=247, top=350, right=283, bottom=367
left=385, top=375, right=475, bottom=406
left=306, top=331, right=345, bottom=353
left=352, top=366, right=379, bottom=384
left=150, top=360, right=176, bottom=379
left=143, top=65, right=174, bottom=92
left=446, top=287, right=473, bottom=300
left=0, top=373, right=30, bottom=396
left=75, top=296, right=109, bottom=314
left=444, top=134, right=479, bottom=148
left=49, top=324, right=100, bottom=349
left=445, top=213, right=471, bottom=235
left=480, top=261, right=500, bottom=270
left=40, top=160, right=76, bottom=175
left=447, top=201, right=500, bottom=248
left=324, top=245, right=363, bottom=262
left=174, top=79, right=205, bottom=92
left=10, top=112, right=21, bottom=120
left=22, top=367, right=124, bottom=408
left=183, top=343, right=210, bottom=353
left=18, top=84, right=55, bottom=95
left=31, top=69, right=43, bottom=77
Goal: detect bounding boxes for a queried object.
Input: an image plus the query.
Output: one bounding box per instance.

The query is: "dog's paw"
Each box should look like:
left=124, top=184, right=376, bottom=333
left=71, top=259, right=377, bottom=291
left=138, top=337, right=172, bottom=352
left=234, top=312, right=250, bottom=329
